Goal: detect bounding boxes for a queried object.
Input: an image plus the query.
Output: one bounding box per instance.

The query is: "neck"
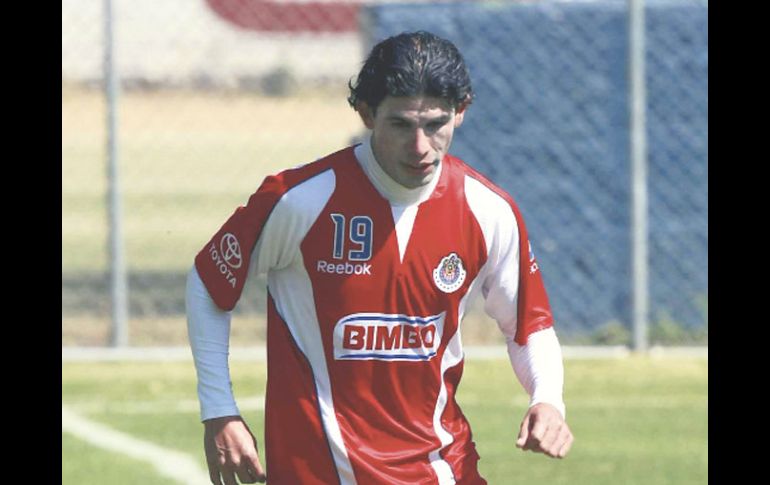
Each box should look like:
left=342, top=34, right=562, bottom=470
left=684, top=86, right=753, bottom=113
left=354, top=136, right=441, bottom=206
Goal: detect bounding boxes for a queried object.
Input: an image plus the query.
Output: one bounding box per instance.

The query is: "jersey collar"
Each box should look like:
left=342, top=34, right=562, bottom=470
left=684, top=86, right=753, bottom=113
left=353, top=135, right=443, bottom=207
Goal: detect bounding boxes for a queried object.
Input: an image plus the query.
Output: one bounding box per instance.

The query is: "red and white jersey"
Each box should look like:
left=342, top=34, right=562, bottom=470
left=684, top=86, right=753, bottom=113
left=194, top=142, right=554, bottom=485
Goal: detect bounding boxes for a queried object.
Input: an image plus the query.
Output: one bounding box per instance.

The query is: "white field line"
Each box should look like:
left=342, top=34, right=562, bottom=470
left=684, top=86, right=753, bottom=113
left=61, top=406, right=211, bottom=485
left=61, top=345, right=708, bottom=362
left=67, top=395, right=265, bottom=415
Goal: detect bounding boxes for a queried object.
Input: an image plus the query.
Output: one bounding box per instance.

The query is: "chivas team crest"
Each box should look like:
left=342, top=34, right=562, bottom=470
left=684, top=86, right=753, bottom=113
left=433, top=253, right=467, bottom=293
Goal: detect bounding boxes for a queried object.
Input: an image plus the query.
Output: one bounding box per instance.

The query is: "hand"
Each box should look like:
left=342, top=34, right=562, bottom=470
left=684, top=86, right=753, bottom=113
left=515, top=403, right=574, bottom=459
left=203, top=416, right=267, bottom=484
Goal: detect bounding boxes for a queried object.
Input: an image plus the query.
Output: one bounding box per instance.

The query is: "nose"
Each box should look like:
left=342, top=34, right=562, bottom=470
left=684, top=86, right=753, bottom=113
left=411, top=128, right=431, bottom=158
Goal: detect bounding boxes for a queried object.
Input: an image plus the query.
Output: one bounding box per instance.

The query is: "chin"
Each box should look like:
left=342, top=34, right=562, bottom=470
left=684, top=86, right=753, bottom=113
left=413, top=174, right=435, bottom=188
left=396, top=167, right=436, bottom=189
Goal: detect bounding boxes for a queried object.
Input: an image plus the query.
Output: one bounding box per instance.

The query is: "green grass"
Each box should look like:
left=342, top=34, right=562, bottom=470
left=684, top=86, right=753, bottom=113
left=61, top=356, right=707, bottom=485
left=62, top=433, right=180, bottom=485
left=464, top=358, right=708, bottom=484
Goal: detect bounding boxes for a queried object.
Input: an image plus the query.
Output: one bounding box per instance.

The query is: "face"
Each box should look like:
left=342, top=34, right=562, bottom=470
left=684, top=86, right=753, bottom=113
left=358, top=95, right=467, bottom=189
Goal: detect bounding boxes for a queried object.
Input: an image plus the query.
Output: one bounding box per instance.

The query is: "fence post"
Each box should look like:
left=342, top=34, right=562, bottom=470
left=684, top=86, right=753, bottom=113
left=629, top=0, right=648, bottom=353
left=104, top=0, right=128, bottom=347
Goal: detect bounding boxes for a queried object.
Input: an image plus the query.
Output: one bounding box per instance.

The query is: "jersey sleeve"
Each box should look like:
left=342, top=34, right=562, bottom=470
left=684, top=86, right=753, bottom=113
left=193, top=174, right=295, bottom=311
left=505, top=201, right=554, bottom=344
left=466, top=175, right=554, bottom=345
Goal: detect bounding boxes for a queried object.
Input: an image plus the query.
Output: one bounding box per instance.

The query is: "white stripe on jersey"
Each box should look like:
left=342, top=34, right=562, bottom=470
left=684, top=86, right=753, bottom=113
left=269, top=269, right=358, bottom=485
left=427, top=267, right=484, bottom=484
left=263, top=170, right=358, bottom=485
left=463, top=175, right=518, bottom=260
left=428, top=323, right=462, bottom=485
left=463, top=175, right=522, bottom=340
left=391, top=205, right=419, bottom=262
left=252, top=169, right=336, bottom=273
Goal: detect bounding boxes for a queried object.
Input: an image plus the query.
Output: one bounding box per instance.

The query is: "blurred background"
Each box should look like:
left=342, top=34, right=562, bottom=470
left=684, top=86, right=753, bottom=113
left=62, top=0, right=708, bottom=349
left=62, top=2, right=708, bottom=484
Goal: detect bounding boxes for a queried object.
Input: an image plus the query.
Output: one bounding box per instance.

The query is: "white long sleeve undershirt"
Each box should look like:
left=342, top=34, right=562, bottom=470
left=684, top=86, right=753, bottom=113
left=507, top=328, right=566, bottom=418
left=186, top=266, right=240, bottom=421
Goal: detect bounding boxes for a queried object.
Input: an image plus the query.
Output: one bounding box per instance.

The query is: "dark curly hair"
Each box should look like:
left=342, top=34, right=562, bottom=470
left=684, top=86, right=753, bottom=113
left=348, top=31, right=473, bottom=113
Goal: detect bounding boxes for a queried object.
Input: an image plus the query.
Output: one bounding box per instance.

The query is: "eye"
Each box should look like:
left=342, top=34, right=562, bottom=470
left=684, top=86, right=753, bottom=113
left=426, top=120, right=447, bottom=132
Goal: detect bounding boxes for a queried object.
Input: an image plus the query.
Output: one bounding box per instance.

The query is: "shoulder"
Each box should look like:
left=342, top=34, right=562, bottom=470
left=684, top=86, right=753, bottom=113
left=246, top=146, right=358, bottom=219
left=258, top=146, right=354, bottom=201
left=443, top=153, right=519, bottom=219
left=443, top=154, right=527, bottom=251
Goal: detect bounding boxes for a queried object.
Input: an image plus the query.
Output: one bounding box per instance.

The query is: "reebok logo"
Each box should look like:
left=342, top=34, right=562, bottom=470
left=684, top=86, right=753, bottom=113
left=317, top=260, right=372, bottom=276
left=333, top=312, right=445, bottom=361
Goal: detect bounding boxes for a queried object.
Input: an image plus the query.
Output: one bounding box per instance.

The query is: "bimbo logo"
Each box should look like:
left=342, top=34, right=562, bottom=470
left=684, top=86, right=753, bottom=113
left=333, top=312, right=445, bottom=361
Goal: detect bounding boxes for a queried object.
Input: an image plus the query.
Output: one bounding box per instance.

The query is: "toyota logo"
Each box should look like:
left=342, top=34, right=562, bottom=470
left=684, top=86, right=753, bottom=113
left=220, top=233, right=243, bottom=269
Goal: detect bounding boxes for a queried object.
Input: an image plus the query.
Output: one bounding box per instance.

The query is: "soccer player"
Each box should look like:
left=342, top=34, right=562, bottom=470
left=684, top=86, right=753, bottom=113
left=187, top=31, right=574, bottom=485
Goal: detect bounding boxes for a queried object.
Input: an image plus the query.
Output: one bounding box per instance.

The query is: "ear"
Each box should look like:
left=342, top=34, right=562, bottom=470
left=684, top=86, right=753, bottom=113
left=356, top=101, right=376, bottom=130
left=454, top=100, right=469, bottom=128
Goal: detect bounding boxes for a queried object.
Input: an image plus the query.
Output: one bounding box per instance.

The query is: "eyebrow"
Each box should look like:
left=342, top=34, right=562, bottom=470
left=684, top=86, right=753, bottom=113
left=386, top=114, right=451, bottom=125
left=428, top=116, right=452, bottom=124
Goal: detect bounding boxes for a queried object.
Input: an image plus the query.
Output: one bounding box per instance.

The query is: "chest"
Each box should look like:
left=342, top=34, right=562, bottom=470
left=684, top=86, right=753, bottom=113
left=298, top=177, right=488, bottom=317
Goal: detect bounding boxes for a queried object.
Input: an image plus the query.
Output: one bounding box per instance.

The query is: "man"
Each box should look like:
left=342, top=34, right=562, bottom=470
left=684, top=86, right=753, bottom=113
left=187, top=31, right=573, bottom=485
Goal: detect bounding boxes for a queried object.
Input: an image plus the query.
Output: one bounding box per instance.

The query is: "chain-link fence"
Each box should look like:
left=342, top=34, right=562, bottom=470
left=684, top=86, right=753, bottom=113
left=62, top=0, right=707, bottom=347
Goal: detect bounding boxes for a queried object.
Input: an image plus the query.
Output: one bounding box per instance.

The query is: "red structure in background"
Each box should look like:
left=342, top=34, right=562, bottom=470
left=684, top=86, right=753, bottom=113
left=205, top=0, right=361, bottom=33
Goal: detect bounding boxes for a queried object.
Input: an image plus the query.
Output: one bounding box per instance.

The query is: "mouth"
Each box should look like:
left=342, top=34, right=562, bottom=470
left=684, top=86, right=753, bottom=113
left=403, top=159, right=439, bottom=175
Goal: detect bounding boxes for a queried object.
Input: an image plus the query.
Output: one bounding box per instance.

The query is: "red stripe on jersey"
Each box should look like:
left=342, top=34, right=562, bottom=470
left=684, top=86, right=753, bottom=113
left=194, top=148, right=349, bottom=310
left=457, top=157, right=554, bottom=345
left=264, top=293, right=341, bottom=485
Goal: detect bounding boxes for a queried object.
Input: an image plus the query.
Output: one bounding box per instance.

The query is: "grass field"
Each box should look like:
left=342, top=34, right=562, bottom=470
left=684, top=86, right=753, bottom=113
left=61, top=355, right=708, bottom=485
